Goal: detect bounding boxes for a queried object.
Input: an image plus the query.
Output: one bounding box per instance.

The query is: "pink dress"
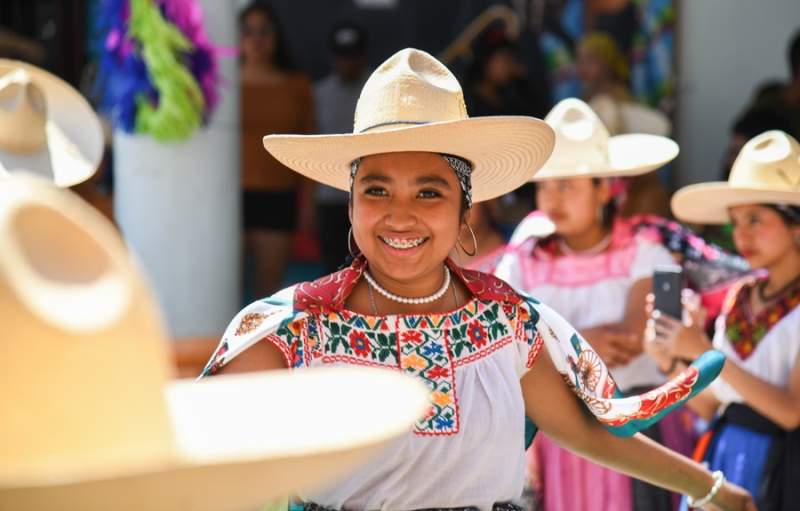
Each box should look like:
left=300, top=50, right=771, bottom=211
left=496, top=216, right=696, bottom=511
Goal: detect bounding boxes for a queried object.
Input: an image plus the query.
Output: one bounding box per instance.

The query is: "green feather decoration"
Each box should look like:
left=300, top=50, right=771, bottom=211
left=128, top=0, right=205, bottom=141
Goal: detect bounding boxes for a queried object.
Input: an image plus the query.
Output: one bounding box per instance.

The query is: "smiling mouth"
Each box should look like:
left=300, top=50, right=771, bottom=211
left=379, top=236, right=429, bottom=250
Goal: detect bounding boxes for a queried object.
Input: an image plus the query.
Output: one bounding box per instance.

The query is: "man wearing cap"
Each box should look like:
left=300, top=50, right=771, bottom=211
left=314, top=22, right=371, bottom=273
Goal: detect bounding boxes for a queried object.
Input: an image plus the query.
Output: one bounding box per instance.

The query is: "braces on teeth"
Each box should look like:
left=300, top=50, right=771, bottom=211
left=383, top=237, right=425, bottom=249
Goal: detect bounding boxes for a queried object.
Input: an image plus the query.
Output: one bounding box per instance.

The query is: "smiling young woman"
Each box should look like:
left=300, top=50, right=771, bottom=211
left=649, top=130, right=800, bottom=511
left=200, top=49, right=754, bottom=511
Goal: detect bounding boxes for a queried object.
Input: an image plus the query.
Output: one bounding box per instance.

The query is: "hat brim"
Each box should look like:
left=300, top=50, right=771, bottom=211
left=1, top=367, right=430, bottom=511
left=0, top=60, right=103, bottom=187
left=672, top=183, right=800, bottom=224
left=532, top=133, right=678, bottom=181
left=263, top=116, right=554, bottom=203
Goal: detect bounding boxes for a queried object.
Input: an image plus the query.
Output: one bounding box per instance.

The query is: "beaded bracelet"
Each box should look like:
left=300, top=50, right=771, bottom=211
left=686, top=470, right=725, bottom=509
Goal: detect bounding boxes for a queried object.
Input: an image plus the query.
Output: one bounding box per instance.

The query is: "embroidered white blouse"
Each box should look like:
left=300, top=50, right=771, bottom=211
left=201, top=257, right=721, bottom=510
left=710, top=287, right=800, bottom=406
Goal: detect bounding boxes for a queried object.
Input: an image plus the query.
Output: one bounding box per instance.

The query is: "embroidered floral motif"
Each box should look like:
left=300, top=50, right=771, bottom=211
left=273, top=318, right=306, bottom=368
left=202, top=256, right=720, bottom=440
left=575, top=350, right=604, bottom=393
left=398, top=324, right=457, bottom=435
left=349, top=330, right=371, bottom=358
left=600, top=366, right=698, bottom=427
left=234, top=313, right=266, bottom=335
left=724, top=277, right=800, bottom=360
left=305, top=296, right=527, bottom=436
left=467, top=320, right=488, bottom=348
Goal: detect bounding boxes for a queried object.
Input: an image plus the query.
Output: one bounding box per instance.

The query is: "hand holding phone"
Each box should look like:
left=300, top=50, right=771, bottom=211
left=652, top=265, right=684, bottom=319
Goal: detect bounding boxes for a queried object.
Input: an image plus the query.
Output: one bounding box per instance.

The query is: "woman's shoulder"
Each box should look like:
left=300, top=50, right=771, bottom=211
left=295, top=260, right=364, bottom=313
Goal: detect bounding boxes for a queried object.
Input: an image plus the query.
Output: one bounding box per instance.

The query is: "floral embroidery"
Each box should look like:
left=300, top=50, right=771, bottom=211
left=724, top=277, right=800, bottom=360
left=575, top=350, right=605, bottom=393
left=235, top=313, right=266, bottom=335
left=600, top=366, right=698, bottom=427
left=467, top=320, right=488, bottom=348
left=303, top=295, right=526, bottom=436
left=349, top=331, right=371, bottom=358
left=273, top=318, right=306, bottom=368
left=203, top=256, right=721, bottom=439
left=427, top=365, right=450, bottom=379
left=401, top=330, right=423, bottom=344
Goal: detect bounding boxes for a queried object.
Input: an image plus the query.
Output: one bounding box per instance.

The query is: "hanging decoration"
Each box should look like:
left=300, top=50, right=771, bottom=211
left=93, top=0, right=222, bottom=142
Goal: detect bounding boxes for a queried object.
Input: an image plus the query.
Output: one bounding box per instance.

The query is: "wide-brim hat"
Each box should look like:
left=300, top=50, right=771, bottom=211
left=672, top=130, right=800, bottom=224
left=0, top=60, right=103, bottom=187
left=0, top=176, right=430, bottom=511
left=262, top=48, right=555, bottom=203
left=531, top=98, right=678, bottom=181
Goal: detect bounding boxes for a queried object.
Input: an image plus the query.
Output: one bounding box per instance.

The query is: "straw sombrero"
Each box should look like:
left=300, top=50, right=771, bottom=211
left=531, top=98, right=678, bottom=180
left=262, top=48, right=555, bottom=203
left=672, top=130, right=800, bottom=224
left=0, top=176, right=429, bottom=511
left=590, top=94, right=672, bottom=137
left=0, top=60, right=103, bottom=187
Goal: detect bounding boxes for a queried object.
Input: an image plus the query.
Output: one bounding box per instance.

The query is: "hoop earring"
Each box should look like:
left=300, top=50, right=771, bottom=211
left=457, top=222, right=478, bottom=257
left=347, top=226, right=359, bottom=257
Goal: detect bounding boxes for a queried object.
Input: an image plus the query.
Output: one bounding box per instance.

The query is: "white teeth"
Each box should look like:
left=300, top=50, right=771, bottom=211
left=381, top=236, right=426, bottom=249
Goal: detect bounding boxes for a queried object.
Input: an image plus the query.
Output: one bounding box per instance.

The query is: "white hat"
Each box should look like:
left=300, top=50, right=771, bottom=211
left=0, top=176, right=429, bottom=511
left=672, top=130, right=800, bottom=224
left=531, top=98, right=678, bottom=180
left=0, top=60, right=103, bottom=187
left=262, top=48, right=555, bottom=203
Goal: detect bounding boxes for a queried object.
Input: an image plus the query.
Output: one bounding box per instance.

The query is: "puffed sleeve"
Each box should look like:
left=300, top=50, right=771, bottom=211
left=199, top=286, right=311, bottom=378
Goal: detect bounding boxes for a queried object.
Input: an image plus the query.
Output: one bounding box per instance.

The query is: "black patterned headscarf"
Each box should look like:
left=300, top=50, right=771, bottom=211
left=349, top=154, right=473, bottom=208
left=770, top=204, right=800, bottom=224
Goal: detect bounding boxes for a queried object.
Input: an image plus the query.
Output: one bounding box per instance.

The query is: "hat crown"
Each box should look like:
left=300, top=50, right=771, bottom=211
left=353, top=48, right=468, bottom=134
left=0, top=178, right=176, bottom=482
left=543, top=98, right=611, bottom=172
left=0, top=68, right=47, bottom=154
left=729, top=130, right=800, bottom=192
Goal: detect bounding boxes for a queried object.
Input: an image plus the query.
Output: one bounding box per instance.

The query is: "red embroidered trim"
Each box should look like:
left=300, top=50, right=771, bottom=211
left=526, top=332, right=544, bottom=369
left=263, top=334, right=294, bottom=369
left=452, top=337, right=513, bottom=368
left=320, top=354, right=399, bottom=370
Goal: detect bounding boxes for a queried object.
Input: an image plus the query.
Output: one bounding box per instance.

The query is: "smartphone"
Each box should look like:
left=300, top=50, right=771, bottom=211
left=653, top=265, right=684, bottom=319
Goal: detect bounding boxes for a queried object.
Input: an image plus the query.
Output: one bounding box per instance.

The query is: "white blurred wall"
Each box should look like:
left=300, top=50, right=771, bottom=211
left=676, top=0, right=799, bottom=185
left=114, top=0, right=240, bottom=338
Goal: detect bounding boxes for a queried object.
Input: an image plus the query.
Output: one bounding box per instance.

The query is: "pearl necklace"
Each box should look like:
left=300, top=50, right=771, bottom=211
left=363, top=266, right=451, bottom=305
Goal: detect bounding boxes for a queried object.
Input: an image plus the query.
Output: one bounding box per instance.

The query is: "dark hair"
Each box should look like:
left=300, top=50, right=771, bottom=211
left=789, top=29, right=800, bottom=79
left=329, top=21, right=367, bottom=56
left=238, top=0, right=294, bottom=71
left=466, top=27, right=518, bottom=86
left=732, top=109, right=792, bottom=139
left=765, top=204, right=800, bottom=225
left=592, top=178, right=616, bottom=229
